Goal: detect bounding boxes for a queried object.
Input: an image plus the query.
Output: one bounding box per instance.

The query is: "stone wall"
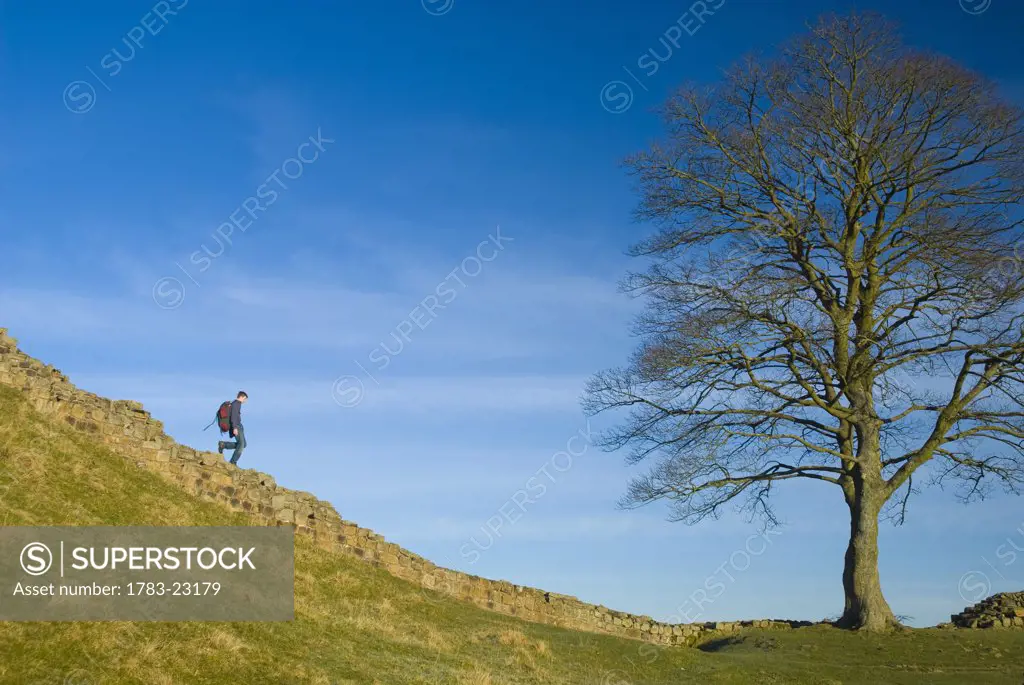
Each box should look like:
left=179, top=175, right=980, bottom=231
left=0, top=327, right=815, bottom=646
left=951, top=592, right=1024, bottom=629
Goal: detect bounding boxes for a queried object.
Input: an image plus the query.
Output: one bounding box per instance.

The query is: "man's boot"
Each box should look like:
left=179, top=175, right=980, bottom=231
left=217, top=441, right=225, bottom=454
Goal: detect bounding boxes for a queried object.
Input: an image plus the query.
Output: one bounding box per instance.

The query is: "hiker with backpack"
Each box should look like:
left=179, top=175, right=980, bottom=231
left=209, top=391, right=248, bottom=465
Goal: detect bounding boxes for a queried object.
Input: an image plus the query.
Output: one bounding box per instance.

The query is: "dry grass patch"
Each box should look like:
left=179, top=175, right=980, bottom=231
left=497, top=628, right=530, bottom=647
left=491, top=628, right=551, bottom=657
left=418, top=621, right=451, bottom=652
left=456, top=665, right=495, bottom=685
left=207, top=628, right=248, bottom=653
left=466, top=627, right=552, bottom=674
left=340, top=595, right=459, bottom=655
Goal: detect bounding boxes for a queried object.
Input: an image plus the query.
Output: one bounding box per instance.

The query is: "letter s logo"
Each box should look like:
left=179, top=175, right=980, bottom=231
left=21, top=542, right=53, bottom=576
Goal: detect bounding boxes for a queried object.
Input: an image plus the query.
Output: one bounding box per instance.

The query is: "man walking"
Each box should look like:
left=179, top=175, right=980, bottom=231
left=218, top=391, right=248, bottom=465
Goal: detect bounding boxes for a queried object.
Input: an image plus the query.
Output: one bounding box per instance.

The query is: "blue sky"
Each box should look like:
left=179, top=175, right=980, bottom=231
left=1, top=0, right=1023, bottom=628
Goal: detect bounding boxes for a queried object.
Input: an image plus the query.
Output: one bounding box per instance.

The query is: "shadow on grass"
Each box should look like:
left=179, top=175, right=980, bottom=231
left=698, top=635, right=782, bottom=653
left=697, top=637, right=743, bottom=653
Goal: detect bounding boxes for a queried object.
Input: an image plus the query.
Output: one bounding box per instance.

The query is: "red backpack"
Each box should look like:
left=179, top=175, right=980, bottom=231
left=204, top=401, right=233, bottom=434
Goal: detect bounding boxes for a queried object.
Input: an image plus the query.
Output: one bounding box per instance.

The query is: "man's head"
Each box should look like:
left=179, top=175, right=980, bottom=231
left=237, top=391, right=248, bottom=403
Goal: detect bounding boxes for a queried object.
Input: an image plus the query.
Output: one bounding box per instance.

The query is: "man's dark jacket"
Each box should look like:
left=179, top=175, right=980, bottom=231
left=229, top=399, right=243, bottom=433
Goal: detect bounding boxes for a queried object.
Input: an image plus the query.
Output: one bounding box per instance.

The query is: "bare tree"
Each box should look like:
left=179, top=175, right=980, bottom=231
left=584, top=13, right=1024, bottom=631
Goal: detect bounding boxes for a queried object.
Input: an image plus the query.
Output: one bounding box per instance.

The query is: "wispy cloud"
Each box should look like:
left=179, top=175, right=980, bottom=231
left=1, top=241, right=636, bottom=368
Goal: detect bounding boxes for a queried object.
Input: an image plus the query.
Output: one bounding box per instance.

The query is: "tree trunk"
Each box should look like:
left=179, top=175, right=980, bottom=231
left=836, top=489, right=899, bottom=631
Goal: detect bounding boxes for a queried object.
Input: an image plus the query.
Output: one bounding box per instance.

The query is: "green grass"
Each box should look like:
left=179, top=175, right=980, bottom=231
left=1, top=384, right=1022, bottom=684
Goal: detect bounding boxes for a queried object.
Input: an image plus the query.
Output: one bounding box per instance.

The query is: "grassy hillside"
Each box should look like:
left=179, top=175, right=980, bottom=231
left=1, top=384, right=1022, bottom=684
